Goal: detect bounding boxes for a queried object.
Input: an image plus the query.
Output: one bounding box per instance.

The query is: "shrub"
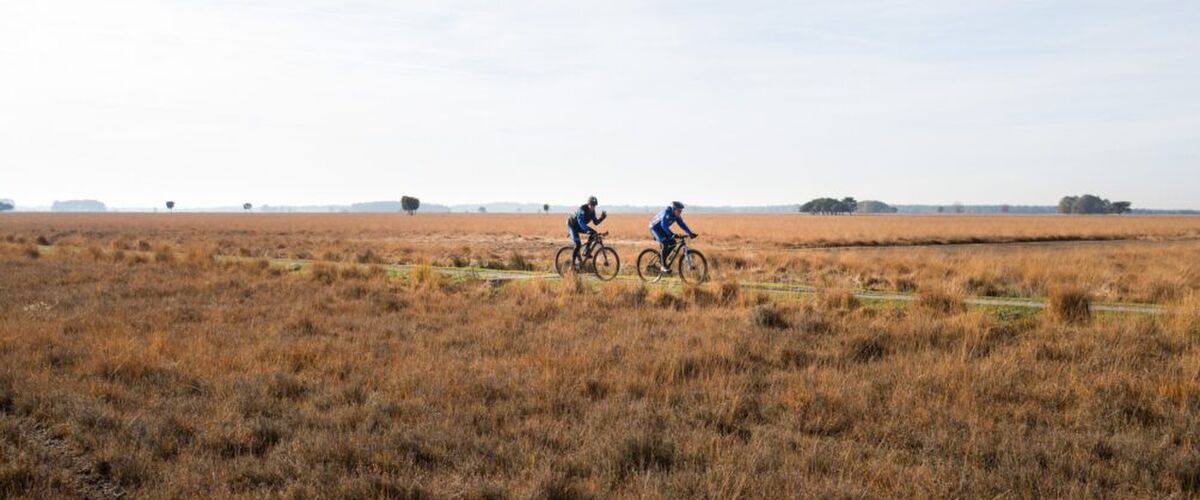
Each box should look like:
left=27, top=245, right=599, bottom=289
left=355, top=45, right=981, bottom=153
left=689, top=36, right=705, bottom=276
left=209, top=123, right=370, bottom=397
left=615, top=433, right=676, bottom=476
left=818, top=288, right=859, bottom=311
left=154, top=247, right=174, bottom=263
left=714, top=280, right=741, bottom=306
left=1048, top=287, right=1091, bottom=325
left=845, top=334, right=887, bottom=363
left=682, top=285, right=716, bottom=306
left=602, top=284, right=646, bottom=308
left=507, top=251, right=533, bottom=271
left=355, top=248, right=381, bottom=264
left=751, top=304, right=789, bottom=329
left=1171, top=293, right=1200, bottom=339
left=22, top=246, right=39, bottom=259
left=409, top=265, right=445, bottom=289
left=309, top=263, right=338, bottom=284
left=35, top=235, right=50, bottom=246
left=648, top=289, right=684, bottom=310
left=918, top=286, right=965, bottom=315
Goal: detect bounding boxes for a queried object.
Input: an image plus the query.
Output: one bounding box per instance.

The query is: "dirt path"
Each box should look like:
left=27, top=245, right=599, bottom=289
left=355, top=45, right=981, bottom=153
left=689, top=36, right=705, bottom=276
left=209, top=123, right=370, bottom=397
left=369, top=263, right=1164, bottom=314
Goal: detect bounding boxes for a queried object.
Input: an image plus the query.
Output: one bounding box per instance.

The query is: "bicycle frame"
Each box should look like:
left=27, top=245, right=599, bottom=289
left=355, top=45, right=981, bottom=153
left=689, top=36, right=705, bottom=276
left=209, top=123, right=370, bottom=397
left=662, top=236, right=690, bottom=267
left=583, top=233, right=606, bottom=255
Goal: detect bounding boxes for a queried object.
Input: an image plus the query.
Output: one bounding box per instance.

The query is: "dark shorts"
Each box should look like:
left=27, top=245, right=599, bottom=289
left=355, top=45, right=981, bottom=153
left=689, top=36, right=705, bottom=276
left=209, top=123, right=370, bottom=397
left=651, top=227, right=672, bottom=244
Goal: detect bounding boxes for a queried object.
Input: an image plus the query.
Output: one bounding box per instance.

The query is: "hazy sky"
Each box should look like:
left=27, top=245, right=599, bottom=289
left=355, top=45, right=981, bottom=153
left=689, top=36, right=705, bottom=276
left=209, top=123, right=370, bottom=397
left=2, top=1, right=1198, bottom=208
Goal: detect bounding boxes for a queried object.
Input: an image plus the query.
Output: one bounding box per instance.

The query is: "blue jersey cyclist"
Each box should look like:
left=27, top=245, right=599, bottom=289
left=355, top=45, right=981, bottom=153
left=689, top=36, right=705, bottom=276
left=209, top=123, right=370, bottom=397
left=649, top=201, right=699, bottom=273
left=567, top=196, right=607, bottom=264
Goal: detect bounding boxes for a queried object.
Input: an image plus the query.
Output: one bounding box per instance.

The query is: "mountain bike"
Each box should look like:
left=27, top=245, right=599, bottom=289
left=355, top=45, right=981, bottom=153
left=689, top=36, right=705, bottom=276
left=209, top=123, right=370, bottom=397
left=555, top=231, right=620, bottom=281
left=637, top=234, right=708, bottom=284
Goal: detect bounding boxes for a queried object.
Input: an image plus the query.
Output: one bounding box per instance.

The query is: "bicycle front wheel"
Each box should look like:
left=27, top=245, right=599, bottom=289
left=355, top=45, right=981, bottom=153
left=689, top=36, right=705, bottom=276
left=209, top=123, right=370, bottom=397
left=593, top=247, right=620, bottom=281
left=678, top=249, right=709, bottom=284
left=636, top=249, right=664, bottom=283
left=554, top=246, right=576, bottom=276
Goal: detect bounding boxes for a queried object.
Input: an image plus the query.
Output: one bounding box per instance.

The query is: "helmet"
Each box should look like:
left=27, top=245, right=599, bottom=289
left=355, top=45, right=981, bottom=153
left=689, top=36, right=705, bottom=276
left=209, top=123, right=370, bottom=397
left=671, top=201, right=685, bottom=210
left=587, top=196, right=598, bottom=206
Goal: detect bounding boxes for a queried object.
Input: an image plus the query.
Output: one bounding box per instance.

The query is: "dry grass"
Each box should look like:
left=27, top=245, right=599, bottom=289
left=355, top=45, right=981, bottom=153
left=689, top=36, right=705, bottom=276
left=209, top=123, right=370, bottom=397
left=1049, top=287, right=1093, bottom=325
left=4, top=213, right=1199, bottom=304
left=3, top=238, right=1200, bottom=497
left=1, top=214, right=1200, bottom=496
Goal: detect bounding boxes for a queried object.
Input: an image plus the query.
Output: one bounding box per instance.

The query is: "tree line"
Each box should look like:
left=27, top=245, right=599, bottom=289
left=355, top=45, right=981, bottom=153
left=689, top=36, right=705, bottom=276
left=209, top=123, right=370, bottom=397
left=1057, top=195, right=1131, bottom=214
left=799, top=197, right=897, bottom=214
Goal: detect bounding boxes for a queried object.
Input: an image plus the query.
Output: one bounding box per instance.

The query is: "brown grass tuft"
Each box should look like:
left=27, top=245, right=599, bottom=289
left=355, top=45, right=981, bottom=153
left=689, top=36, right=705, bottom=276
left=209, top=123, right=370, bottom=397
left=1048, top=286, right=1092, bottom=325
left=713, top=279, right=741, bottom=306
left=648, top=288, right=685, bottom=310
left=750, top=303, right=789, bottom=329
left=817, top=287, right=859, bottom=311
left=1169, top=293, right=1200, bottom=338
left=682, top=285, right=717, bottom=306
left=154, top=246, right=174, bottom=263
left=309, top=262, right=338, bottom=284
left=22, top=246, right=39, bottom=259
left=917, top=286, right=965, bottom=315
left=614, top=432, right=677, bottom=477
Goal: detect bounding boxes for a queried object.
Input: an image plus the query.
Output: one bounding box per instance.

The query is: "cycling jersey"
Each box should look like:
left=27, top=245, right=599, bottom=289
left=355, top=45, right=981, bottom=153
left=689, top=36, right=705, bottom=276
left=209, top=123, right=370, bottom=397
left=649, top=206, right=694, bottom=240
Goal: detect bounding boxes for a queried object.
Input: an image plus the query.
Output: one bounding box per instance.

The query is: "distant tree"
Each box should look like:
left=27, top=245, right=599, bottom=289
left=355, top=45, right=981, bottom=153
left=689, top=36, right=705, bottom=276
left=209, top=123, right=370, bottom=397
left=953, top=202, right=965, bottom=214
left=166, top=201, right=175, bottom=211
left=1108, top=201, right=1132, bottom=214
left=936, top=206, right=945, bottom=214
left=243, top=203, right=252, bottom=211
left=401, top=196, right=420, bottom=215
left=1058, top=196, right=1078, bottom=214
left=1072, top=194, right=1107, bottom=214
left=543, top=204, right=550, bottom=213
left=478, top=206, right=487, bottom=214
left=52, top=200, right=107, bottom=212
left=1000, top=204, right=1011, bottom=214
left=800, top=197, right=856, bottom=215
left=0, top=199, right=13, bottom=212
left=856, top=200, right=898, bottom=214
left=1057, top=194, right=1130, bottom=214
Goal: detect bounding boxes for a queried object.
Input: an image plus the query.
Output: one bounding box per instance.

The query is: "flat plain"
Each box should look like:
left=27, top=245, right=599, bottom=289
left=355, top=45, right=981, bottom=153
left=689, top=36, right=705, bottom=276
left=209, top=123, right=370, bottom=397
left=2, top=213, right=1199, bottom=498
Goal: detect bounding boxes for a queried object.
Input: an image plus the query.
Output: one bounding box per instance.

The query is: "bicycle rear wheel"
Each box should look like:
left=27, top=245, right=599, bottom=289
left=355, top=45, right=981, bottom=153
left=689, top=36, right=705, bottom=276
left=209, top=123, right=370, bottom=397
left=636, top=249, right=665, bottom=283
left=678, top=248, right=708, bottom=284
left=593, top=247, right=620, bottom=281
left=554, top=246, right=576, bottom=276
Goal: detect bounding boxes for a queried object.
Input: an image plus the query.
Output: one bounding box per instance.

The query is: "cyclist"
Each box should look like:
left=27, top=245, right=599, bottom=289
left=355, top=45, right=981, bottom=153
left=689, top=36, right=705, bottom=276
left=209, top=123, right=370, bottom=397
left=567, top=196, right=607, bottom=266
left=649, top=201, right=698, bottom=273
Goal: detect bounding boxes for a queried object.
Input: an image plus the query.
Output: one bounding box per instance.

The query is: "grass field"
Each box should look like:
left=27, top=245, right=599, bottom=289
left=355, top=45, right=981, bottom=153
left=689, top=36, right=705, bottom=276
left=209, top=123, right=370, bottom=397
left=2, top=213, right=1200, bottom=497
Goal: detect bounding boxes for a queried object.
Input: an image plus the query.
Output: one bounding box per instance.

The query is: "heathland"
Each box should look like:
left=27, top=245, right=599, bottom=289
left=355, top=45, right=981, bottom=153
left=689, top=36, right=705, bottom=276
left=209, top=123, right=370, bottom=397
left=1, top=213, right=1199, bottom=497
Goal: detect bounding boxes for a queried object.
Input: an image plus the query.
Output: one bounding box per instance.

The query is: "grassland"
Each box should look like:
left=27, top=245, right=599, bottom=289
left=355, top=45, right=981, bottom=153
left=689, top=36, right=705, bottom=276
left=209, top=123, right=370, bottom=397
left=2, top=214, right=1200, bottom=497
left=4, top=213, right=1199, bottom=303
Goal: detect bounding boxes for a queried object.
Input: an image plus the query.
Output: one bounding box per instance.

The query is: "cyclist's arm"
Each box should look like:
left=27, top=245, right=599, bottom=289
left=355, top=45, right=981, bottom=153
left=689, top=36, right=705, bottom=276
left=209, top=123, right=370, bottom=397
left=676, top=217, right=696, bottom=237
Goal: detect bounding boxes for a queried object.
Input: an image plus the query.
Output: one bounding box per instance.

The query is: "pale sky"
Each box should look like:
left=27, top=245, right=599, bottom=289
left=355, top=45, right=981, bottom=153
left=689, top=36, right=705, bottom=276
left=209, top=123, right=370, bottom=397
left=2, top=1, right=1198, bottom=209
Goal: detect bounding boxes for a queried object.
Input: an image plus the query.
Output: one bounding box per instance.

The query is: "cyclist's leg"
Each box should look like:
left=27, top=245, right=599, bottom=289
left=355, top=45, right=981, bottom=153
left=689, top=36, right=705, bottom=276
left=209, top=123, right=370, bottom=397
left=569, top=227, right=583, bottom=265
left=652, top=228, right=674, bottom=269
left=583, top=231, right=596, bottom=257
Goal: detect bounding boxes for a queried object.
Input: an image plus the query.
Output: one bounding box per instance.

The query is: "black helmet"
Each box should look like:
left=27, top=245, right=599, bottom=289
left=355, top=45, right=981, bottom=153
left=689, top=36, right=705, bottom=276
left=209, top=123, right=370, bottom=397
left=587, top=196, right=598, bottom=206
left=671, top=201, right=685, bottom=210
